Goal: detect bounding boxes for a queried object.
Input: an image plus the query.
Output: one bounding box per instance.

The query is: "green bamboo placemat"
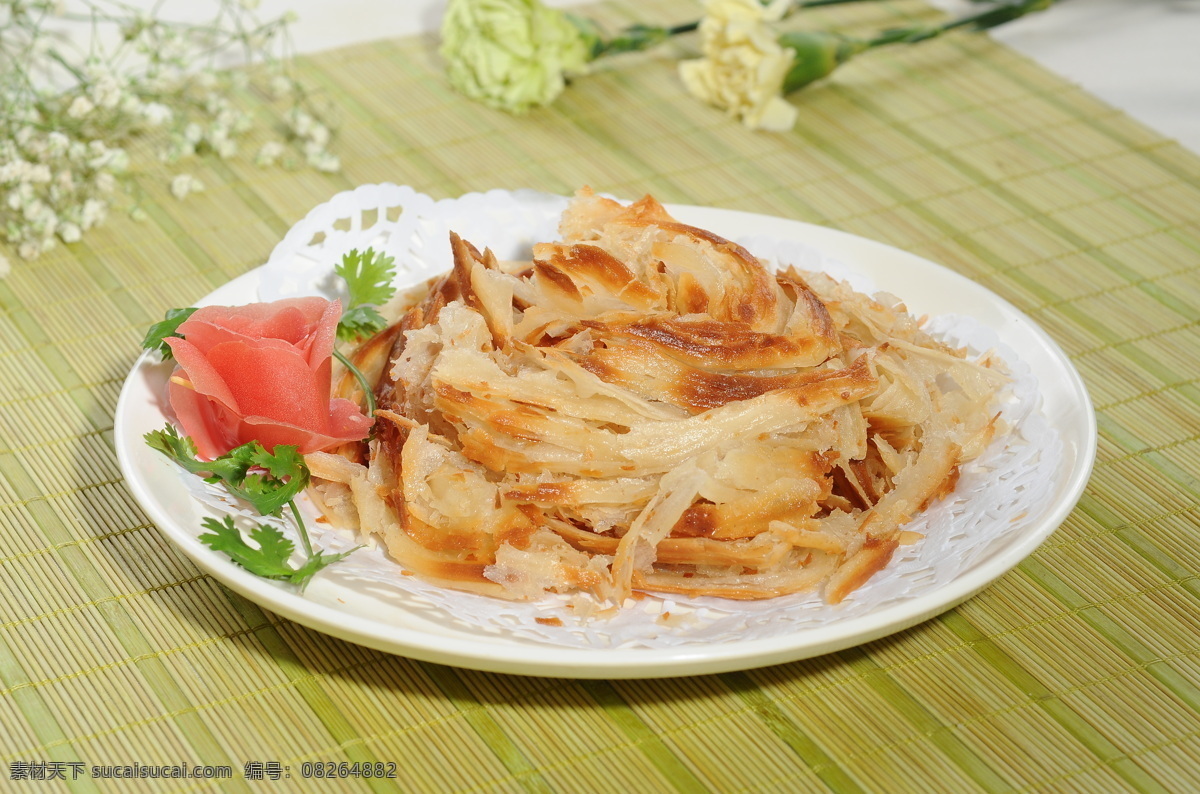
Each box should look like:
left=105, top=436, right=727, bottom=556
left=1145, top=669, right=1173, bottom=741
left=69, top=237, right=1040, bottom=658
left=2, top=0, right=1199, bottom=791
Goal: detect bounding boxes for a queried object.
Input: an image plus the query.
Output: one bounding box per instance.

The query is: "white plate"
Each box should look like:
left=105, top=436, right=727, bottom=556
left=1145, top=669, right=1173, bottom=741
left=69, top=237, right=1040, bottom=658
left=115, top=192, right=1096, bottom=678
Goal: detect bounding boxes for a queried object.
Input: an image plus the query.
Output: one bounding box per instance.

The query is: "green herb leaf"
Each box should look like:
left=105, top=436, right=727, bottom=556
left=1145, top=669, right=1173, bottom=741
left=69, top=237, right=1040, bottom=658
left=200, top=516, right=296, bottom=577
left=140, top=307, right=197, bottom=359
left=336, top=304, right=388, bottom=343
left=198, top=516, right=356, bottom=587
left=144, top=425, right=308, bottom=517
left=335, top=247, right=396, bottom=310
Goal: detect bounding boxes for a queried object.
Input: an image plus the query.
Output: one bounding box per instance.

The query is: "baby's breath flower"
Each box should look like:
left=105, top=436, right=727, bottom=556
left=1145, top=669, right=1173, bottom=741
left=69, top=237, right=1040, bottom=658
left=67, top=95, right=95, bottom=118
left=306, top=151, right=340, bottom=173
left=2, top=0, right=344, bottom=270
left=89, top=74, right=124, bottom=109
left=170, top=173, right=204, bottom=200
left=47, top=132, right=70, bottom=154
left=141, top=102, right=173, bottom=126
left=59, top=222, right=82, bottom=243
left=94, top=172, right=116, bottom=194
left=255, top=141, right=284, bottom=167
left=308, top=124, right=330, bottom=148
left=269, top=74, right=293, bottom=99
left=80, top=198, right=107, bottom=229
left=183, top=123, right=204, bottom=145
left=287, top=108, right=314, bottom=137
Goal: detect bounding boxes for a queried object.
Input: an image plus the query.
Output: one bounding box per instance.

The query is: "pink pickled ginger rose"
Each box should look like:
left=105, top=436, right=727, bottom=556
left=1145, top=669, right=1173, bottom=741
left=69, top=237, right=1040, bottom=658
left=164, top=297, right=373, bottom=459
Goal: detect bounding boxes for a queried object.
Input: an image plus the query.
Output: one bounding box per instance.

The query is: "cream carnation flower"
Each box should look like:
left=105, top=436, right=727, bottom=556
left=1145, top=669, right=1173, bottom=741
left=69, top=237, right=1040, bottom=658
left=678, top=0, right=798, bottom=132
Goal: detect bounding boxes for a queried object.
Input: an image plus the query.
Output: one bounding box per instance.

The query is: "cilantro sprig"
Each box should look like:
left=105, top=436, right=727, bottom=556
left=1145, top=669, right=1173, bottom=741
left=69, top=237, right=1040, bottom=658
left=333, top=247, right=398, bottom=416
left=145, top=426, right=308, bottom=517
left=199, top=517, right=357, bottom=588
left=141, top=307, right=198, bottom=360
left=146, top=425, right=359, bottom=587
left=335, top=247, right=397, bottom=343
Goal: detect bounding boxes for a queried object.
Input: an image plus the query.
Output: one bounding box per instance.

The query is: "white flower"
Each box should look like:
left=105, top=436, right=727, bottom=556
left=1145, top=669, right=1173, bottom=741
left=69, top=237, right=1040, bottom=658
left=678, top=0, right=799, bottom=132
left=207, top=125, right=230, bottom=147
left=204, top=92, right=229, bottom=116
left=255, top=141, right=284, bottom=166
left=307, top=123, right=330, bottom=148
left=108, top=148, right=130, bottom=172
left=94, top=172, right=116, bottom=194
left=306, top=151, right=340, bottom=173
left=170, top=173, right=204, bottom=200
left=141, top=102, right=173, bottom=126
left=0, top=161, right=19, bottom=186
left=0, top=251, right=10, bottom=277
left=47, top=132, right=70, bottom=154
left=269, top=74, right=293, bottom=99
left=120, top=94, right=144, bottom=116
left=88, top=144, right=121, bottom=170
left=183, top=123, right=204, bottom=145
left=89, top=74, right=124, bottom=109
left=287, top=109, right=314, bottom=137
left=28, top=164, right=52, bottom=184
left=59, top=222, right=82, bottom=243
left=23, top=136, right=49, bottom=159
left=18, top=240, right=42, bottom=260
left=67, top=95, right=96, bottom=119
left=216, top=108, right=241, bottom=129
left=80, top=198, right=107, bottom=229
left=22, top=198, right=46, bottom=222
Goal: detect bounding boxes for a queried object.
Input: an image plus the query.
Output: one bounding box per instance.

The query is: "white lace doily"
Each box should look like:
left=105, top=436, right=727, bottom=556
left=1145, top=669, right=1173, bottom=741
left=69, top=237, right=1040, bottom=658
left=186, top=184, right=1067, bottom=649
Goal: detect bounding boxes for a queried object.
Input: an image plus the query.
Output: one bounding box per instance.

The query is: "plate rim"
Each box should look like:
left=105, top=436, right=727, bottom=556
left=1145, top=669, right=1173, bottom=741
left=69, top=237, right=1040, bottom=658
left=113, top=196, right=1097, bottom=679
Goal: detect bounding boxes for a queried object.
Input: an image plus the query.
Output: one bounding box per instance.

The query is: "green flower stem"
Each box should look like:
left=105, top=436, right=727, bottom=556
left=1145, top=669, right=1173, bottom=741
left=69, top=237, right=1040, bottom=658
left=332, top=348, right=376, bottom=416
left=288, top=498, right=313, bottom=558
left=780, top=0, right=1053, bottom=94
left=586, top=0, right=887, bottom=59
left=865, top=0, right=1053, bottom=48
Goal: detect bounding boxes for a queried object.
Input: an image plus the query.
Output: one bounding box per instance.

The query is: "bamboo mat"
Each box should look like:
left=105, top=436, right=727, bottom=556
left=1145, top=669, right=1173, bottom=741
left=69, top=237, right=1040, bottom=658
left=2, top=0, right=1199, bottom=790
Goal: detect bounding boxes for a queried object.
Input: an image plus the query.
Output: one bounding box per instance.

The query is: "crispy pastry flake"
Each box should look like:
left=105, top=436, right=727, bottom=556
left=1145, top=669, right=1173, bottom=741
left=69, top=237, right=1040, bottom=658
left=311, top=188, right=1007, bottom=606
